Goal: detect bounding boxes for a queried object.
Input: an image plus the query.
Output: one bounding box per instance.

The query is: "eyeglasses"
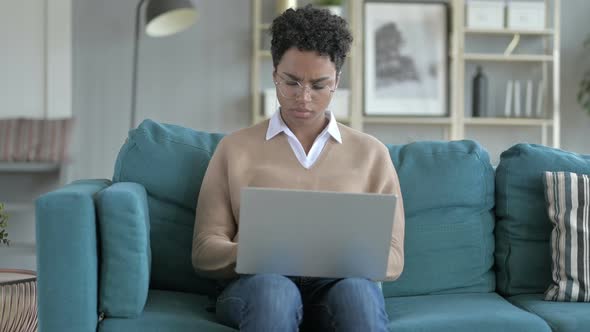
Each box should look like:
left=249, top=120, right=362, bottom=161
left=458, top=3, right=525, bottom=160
left=274, top=74, right=336, bottom=100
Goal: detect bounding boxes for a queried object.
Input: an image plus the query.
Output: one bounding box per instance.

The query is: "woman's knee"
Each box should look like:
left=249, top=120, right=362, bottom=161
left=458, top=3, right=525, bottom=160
left=326, top=278, right=383, bottom=308
left=317, top=278, right=388, bottom=331
left=216, top=274, right=303, bottom=329
left=242, top=274, right=301, bottom=308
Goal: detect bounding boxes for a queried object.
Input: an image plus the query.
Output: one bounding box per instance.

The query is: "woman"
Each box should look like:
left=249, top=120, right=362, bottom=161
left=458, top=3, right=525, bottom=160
left=192, top=5, right=404, bottom=331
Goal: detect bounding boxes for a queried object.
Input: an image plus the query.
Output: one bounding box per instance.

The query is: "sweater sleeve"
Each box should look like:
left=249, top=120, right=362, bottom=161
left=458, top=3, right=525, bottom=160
left=192, top=138, right=239, bottom=279
left=377, top=145, right=405, bottom=282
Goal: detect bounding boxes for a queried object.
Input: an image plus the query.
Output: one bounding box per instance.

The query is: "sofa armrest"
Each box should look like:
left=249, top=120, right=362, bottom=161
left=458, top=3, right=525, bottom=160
left=35, top=179, right=111, bottom=332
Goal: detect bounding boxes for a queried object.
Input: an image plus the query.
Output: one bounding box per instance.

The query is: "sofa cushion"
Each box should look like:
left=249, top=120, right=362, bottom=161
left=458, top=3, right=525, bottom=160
left=113, top=119, right=223, bottom=295
left=96, top=182, right=151, bottom=317
left=495, top=144, right=590, bottom=296
left=509, top=294, right=590, bottom=332
left=544, top=171, right=590, bottom=302
left=98, top=290, right=234, bottom=332
left=383, top=140, right=496, bottom=297
left=386, top=292, right=550, bottom=332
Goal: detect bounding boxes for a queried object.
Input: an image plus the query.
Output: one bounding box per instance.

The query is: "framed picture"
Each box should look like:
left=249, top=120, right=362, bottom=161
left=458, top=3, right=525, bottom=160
left=364, top=2, right=448, bottom=116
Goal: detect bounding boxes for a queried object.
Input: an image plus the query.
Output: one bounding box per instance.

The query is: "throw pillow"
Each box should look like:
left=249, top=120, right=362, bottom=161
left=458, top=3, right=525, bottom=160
left=544, top=171, right=590, bottom=302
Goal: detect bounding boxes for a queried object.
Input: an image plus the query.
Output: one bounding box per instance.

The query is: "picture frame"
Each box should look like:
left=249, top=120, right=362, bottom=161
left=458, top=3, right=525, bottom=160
left=364, top=2, right=448, bottom=116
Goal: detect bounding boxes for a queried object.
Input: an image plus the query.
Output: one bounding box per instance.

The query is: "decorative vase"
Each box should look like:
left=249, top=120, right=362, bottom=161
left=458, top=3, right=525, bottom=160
left=472, top=66, right=488, bottom=117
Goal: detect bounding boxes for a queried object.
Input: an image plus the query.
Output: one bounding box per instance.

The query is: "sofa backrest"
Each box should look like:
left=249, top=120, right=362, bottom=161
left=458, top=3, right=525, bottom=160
left=382, top=140, right=496, bottom=297
left=113, top=119, right=224, bottom=295
left=112, top=119, right=497, bottom=297
left=495, top=143, right=590, bottom=296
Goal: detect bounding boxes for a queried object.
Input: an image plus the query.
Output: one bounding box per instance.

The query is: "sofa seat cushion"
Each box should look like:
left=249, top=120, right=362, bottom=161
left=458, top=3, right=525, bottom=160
left=98, top=290, right=234, bottom=332
left=98, top=290, right=555, bottom=332
left=386, top=292, right=550, bottom=332
left=509, top=294, right=590, bottom=332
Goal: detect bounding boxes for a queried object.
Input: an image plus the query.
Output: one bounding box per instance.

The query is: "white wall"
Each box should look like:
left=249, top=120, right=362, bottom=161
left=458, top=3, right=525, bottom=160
left=70, top=0, right=252, bottom=181
left=0, top=0, right=72, bottom=119
left=0, top=1, right=45, bottom=118
left=0, top=0, right=72, bottom=270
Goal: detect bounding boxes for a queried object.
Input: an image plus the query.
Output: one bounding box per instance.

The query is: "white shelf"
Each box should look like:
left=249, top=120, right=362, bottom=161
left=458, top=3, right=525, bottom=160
left=455, top=0, right=561, bottom=147
left=463, top=53, right=553, bottom=62
left=0, top=162, right=60, bottom=173
left=1, top=241, right=35, bottom=249
left=464, top=28, right=554, bottom=36
left=0, top=241, right=36, bottom=253
left=464, top=117, right=552, bottom=126
left=363, top=116, right=452, bottom=125
left=250, top=0, right=560, bottom=146
left=2, top=203, right=33, bottom=213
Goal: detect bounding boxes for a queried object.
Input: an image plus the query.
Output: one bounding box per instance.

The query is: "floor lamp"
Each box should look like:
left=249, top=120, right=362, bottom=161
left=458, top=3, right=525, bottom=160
left=130, top=0, right=198, bottom=129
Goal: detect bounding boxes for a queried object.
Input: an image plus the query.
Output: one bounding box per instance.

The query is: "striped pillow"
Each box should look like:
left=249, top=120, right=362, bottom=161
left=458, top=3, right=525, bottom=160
left=544, top=171, right=590, bottom=302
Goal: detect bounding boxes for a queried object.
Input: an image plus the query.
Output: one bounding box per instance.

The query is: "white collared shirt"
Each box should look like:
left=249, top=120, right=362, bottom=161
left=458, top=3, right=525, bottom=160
left=265, top=109, right=342, bottom=169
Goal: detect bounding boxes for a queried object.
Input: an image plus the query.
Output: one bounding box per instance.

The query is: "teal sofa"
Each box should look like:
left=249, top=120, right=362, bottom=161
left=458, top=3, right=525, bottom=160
left=35, top=119, right=590, bottom=332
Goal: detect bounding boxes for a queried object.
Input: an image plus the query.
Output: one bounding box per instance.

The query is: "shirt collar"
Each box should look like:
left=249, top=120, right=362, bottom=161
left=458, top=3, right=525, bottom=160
left=265, top=109, right=342, bottom=143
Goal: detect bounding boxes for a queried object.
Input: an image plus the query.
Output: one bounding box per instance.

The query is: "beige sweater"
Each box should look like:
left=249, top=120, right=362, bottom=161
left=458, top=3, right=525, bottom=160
left=192, top=120, right=405, bottom=281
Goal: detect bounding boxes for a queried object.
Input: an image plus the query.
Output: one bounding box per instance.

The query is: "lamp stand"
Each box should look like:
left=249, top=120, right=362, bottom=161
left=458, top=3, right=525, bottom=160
left=131, top=0, right=148, bottom=129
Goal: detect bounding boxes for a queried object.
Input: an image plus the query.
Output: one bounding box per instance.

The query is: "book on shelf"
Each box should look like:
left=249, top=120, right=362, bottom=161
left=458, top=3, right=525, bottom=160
left=536, top=80, right=545, bottom=118
left=514, top=81, right=522, bottom=117
left=504, top=80, right=514, bottom=117
left=525, top=80, right=534, bottom=118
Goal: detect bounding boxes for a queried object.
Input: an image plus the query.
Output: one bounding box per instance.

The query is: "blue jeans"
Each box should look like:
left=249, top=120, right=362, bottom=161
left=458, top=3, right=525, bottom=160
left=215, top=274, right=389, bottom=332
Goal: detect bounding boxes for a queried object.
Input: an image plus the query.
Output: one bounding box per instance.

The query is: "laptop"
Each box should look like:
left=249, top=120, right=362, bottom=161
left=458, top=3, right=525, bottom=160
left=236, top=187, right=398, bottom=280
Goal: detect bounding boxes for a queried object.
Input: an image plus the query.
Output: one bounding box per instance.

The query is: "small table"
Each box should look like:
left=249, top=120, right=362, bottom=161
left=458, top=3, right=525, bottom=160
left=0, top=269, right=38, bottom=332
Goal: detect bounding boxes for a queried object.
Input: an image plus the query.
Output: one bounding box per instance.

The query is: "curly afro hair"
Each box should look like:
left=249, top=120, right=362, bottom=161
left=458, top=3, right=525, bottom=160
left=270, top=4, right=353, bottom=75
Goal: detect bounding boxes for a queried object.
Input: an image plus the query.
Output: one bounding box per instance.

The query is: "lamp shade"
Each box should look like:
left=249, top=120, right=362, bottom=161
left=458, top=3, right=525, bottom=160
left=145, top=0, right=197, bottom=37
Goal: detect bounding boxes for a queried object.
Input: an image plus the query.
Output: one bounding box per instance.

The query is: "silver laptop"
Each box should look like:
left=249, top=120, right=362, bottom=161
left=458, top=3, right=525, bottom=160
left=236, top=187, right=397, bottom=280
